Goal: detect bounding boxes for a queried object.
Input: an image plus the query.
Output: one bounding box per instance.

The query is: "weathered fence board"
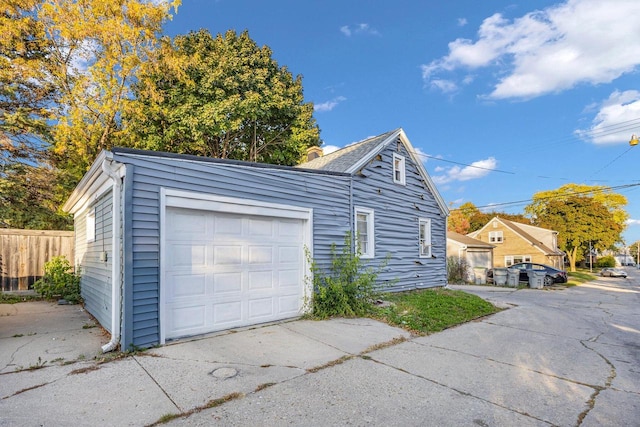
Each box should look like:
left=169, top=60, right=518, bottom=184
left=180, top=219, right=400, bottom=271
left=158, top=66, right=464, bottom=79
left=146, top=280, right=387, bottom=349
left=0, top=229, right=74, bottom=291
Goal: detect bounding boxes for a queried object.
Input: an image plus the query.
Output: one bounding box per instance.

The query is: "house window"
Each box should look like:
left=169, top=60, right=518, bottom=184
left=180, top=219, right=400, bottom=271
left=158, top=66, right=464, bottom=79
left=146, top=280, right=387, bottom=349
left=86, top=208, right=96, bottom=242
left=419, top=218, right=431, bottom=258
left=393, top=153, right=406, bottom=185
left=505, top=255, right=531, bottom=266
left=489, top=231, right=503, bottom=243
left=355, top=207, right=374, bottom=258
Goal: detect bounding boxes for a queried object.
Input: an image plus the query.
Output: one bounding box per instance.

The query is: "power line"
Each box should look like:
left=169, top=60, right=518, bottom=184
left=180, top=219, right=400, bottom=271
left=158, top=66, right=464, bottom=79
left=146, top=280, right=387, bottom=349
left=413, top=152, right=515, bottom=175
left=450, top=182, right=640, bottom=212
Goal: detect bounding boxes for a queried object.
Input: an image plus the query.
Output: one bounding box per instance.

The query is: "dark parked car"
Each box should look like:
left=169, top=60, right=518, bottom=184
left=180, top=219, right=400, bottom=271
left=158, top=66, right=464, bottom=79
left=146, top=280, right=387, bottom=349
left=600, top=268, right=627, bottom=278
left=488, top=262, right=568, bottom=286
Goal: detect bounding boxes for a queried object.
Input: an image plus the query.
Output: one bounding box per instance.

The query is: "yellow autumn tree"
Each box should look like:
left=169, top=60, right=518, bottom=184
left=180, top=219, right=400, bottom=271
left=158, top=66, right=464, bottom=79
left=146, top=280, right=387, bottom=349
left=1, top=0, right=179, bottom=228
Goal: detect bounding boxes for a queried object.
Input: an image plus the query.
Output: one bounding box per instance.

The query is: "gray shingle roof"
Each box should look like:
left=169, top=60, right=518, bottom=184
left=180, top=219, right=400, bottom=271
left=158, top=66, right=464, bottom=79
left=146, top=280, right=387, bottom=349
left=297, top=129, right=400, bottom=173
left=447, top=231, right=495, bottom=248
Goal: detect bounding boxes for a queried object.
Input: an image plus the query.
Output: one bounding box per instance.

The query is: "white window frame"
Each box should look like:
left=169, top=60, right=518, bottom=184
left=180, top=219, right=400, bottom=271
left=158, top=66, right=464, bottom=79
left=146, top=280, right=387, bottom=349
left=86, top=207, right=96, bottom=242
left=505, top=255, right=531, bottom=267
left=419, top=218, right=432, bottom=258
left=354, top=207, right=375, bottom=259
left=489, top=231, right=503, bottom=243
left=392, top=153, right=406, bottom=185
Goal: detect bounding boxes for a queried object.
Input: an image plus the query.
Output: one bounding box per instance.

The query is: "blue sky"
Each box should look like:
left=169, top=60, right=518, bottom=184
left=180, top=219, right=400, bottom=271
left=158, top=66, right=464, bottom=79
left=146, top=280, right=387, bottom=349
left=164, top=0, right=640, bottom=247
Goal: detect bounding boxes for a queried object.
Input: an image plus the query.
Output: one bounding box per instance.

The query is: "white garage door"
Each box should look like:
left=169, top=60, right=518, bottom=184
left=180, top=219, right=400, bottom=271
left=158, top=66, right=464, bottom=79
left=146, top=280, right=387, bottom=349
left=164, top=206, right=306, bottom=340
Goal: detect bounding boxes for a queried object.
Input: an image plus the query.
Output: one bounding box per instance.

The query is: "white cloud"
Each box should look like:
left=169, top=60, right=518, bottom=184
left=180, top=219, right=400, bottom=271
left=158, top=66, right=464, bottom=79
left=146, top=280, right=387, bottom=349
left=430, top=79, right=458, bottom=93
left=340, top=23, right=379, bottom=37
left=314, top=96, right=347, bottom=112
left=575, top=90, right=640, bottom=144
left=422, top=0, right=640, bottom=99
left=627, top=219, right=640, bottom=226
left=432, top=157, right=497, bottom=184
left=457, top=18, right=468, bottom=27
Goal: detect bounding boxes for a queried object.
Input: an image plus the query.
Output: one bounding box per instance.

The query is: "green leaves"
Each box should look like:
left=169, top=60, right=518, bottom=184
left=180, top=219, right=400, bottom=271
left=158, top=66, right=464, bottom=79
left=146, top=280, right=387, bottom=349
left=124, top=29, right=320, bottom=165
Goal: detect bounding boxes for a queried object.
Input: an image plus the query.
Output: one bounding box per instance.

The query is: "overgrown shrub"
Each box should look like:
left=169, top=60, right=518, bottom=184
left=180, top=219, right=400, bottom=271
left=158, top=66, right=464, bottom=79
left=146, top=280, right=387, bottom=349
left=305, top=233, right=383, bottom=319
left=33, top=256, right=81, bottom=303
left=595, top=255, right=616, bottom=268
left=447, top=256, right=470, bottom=284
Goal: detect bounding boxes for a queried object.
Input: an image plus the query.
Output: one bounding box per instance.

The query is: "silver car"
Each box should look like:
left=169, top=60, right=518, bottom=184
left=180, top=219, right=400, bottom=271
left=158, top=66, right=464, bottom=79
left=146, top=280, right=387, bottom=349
left=600, top=268, right=627, bottom=278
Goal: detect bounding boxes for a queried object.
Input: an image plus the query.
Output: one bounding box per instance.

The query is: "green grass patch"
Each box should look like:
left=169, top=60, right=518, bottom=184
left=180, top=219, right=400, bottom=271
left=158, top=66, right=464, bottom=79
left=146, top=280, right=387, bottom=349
left=567, top=269, right=596, bottom=286
left=373, top=288, right=500, bottom=335
left=0, top=293, right=43, bottom=304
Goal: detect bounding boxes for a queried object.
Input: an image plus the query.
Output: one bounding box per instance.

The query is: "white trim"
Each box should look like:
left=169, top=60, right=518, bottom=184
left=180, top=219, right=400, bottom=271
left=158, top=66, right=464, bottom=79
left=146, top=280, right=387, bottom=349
left=505, top=255, right=532, bottom=267
left=392, top=153, right=406, bottom=185
left=419, top=218, right=432, bottom=258
left=164, top=188, right=312, bottom=220
left=159, top=188, right=313, bottom=344
left=489, top=231, right=503, bottom=243
left=354, top=206, right=375, bottom=258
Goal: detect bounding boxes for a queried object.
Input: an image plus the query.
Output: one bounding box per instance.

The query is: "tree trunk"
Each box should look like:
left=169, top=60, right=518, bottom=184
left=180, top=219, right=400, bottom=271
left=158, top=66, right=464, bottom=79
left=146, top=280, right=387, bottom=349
left=567, top=247, right=578, bottom=272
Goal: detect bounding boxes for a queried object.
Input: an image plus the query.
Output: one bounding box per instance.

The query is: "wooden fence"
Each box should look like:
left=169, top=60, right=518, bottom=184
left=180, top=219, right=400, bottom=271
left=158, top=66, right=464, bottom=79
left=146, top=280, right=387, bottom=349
left=0, top=229, right=74, bottom=291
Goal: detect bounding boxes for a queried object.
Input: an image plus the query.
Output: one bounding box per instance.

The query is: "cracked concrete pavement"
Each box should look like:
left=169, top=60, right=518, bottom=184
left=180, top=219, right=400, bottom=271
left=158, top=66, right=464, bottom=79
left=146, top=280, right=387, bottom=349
left=1, top=269, right=638, bottom=426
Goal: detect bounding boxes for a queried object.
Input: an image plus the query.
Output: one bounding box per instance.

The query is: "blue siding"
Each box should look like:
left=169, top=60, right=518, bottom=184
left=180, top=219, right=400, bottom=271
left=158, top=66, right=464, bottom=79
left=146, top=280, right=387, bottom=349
left=77, top=191, right=113, bottom=331
left=114, top=153, right=352, bottom=348
left=353, top=143, right=447, bottom=291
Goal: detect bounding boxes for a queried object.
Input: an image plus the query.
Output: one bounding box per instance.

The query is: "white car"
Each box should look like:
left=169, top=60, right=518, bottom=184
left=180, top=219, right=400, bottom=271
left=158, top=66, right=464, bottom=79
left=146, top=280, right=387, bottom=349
left=600, top=268, right=627, bottom=278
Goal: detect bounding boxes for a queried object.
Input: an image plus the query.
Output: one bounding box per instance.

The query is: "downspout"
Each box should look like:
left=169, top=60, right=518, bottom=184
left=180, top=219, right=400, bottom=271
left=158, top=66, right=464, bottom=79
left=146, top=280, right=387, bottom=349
left=101, top=157, right=124, bottom=353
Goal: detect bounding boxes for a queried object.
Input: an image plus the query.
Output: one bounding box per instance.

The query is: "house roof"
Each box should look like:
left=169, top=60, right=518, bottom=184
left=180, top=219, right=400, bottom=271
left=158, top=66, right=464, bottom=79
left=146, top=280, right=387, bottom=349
left=298, top=128, right=449, bottom=215
left=473, top=217, right=564, bottom=256
left=298, top=129, right=399, bottom=173
left=447, top=231, right=495, bottom=249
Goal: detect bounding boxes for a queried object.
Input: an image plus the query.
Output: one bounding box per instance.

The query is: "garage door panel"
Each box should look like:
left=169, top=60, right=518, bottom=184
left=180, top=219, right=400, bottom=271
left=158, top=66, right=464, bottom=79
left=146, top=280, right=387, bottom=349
left=170, top=210, right=209, bottom=235
left=249, top=246, right=274, bottom=264
left=279, top=270, right=300, bottom=287
left=168, top=304, right=206, bottom=332
left=248, top=297, right=275, bottom=319
left=213, top=301, right=243, bottom=324
left=213, top=273, right=243, bottom=294
left=165, top=207, right=306, bottom=340
left=214, top=215, right=243, bottom=235
left=249, top=218, right=274, bottom=236
left=169, top=273, right=207, bottom=298
left=214, top=246, right=242, bottom=265
left=279, top=295, right=301, bottom=314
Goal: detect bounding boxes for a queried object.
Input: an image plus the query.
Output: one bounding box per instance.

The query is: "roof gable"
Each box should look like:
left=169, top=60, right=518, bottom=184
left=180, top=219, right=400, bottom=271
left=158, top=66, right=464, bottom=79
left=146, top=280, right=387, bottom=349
left=298, top=128, right=449, bottom=215
left=470, top=217, right=562, bottom=256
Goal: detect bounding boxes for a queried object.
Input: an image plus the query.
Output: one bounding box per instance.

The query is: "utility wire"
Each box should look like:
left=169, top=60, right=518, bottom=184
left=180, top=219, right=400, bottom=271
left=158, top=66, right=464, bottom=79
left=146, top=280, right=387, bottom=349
left=450, top=182, right=640, bottom=211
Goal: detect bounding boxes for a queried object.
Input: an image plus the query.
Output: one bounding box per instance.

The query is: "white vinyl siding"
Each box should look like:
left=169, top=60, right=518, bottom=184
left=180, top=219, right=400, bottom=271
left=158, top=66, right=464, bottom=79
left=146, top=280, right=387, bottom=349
left=355, top=207, right=375, bottom=258
left=86, top=208, right=96, bottom=242
left=393, top=153, right=406, bottom=185
left=419, top=218, right=432, bottom=258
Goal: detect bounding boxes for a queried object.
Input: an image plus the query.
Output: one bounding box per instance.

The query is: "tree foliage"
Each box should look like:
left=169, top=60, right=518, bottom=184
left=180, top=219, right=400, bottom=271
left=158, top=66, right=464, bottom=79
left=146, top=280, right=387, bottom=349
left=124, top=29, right=321, bottom=165
left=525, top=184, right=628, bottom=232
left=1, top=0, right=179, bottom=229
left=448, top=202, right=531, bottom=234
left=532, top=196, right=621, bottom=272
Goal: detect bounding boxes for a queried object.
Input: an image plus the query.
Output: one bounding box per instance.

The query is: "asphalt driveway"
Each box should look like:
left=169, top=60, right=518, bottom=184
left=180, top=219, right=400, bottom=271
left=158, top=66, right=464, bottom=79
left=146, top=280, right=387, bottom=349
left=1, top=270, right=639, bottom=426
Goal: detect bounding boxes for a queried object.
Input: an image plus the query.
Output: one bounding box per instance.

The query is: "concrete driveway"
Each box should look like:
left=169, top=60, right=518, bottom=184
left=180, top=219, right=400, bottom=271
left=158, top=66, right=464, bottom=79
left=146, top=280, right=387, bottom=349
left=1, top=270, right=639, bottom=426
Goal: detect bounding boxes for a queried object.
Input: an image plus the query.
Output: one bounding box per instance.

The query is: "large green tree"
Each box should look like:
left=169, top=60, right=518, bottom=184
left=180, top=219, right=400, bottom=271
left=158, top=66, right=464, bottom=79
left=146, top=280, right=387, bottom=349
left=124, top=29, right=321, bottom=165
left=532, top=196, right=621, bottom=272
left=525, top=184, right=628, bottom=232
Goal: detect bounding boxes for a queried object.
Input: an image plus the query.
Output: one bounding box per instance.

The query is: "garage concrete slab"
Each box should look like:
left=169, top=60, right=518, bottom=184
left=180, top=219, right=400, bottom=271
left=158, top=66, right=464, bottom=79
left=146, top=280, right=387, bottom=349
left=169, top=357, right=549, bottom=427
left=0, top=301, right=108, bottom=373
left=369, top=340, right=593, bottom=427
left=0, top=358, right=178, bottom=427
left=134, top=353, right=305, bottom=411
left=413, top=314, right=610, bottom=387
